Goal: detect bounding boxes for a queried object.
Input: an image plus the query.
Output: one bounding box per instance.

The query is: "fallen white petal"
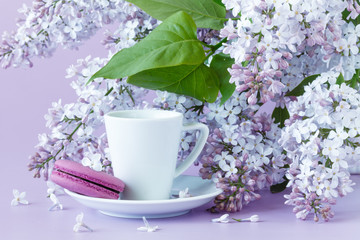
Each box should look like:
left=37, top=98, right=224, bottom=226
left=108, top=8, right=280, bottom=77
left=137, top=217, right=159, bottom=232
left=212, top=214, right=230, bottom=223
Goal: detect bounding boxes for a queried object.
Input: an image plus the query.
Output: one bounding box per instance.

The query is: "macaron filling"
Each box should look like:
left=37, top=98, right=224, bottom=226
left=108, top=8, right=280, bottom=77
left=53, top=167, right=121, bottom=195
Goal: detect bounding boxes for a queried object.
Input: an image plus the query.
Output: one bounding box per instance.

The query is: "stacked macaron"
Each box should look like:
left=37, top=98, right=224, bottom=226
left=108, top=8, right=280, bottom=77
left=51, top=159, right=125, bottom=199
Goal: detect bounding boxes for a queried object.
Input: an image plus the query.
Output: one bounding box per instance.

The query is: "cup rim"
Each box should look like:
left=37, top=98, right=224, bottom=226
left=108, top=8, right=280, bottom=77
left=105, top=109, right=183, bottom=120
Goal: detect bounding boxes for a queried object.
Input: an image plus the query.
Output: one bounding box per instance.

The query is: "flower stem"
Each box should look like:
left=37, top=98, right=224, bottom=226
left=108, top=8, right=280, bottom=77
left=232, top=218, right=242, bottom=222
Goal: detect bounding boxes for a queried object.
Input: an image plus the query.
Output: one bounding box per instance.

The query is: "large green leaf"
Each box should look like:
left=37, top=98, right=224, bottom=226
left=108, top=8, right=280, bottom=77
left=127, top=64, right=220, bottom=103
left=89, top=11, right=205, bottom=82
left=210, top=53, right=235, bottom=105
left=127, top=0, right=227, bottom=30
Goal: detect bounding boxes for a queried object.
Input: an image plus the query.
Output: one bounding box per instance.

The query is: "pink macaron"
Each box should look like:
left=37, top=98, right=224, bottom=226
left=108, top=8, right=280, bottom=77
left=51, top=159, right=125, bottom=199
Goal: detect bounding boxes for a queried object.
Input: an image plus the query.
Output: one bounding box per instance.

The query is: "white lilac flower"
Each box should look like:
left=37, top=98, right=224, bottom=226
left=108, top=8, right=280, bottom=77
left=219, top=160, right=238, bottom=178
left=255, top=144, right=273, bottom=165
left=11, top=189, right=29, bottom=206
left=137, top=217, right=159, bottom=232
left=179, top=188, right=191, bottom=198
left=322, top=139, right=342, bottom=157
left=180, top=134, right=193, bottom=151
left=48, top=194, right=63, bottom=211
left=81, top=152, right=102, bottom=171
left=211, top=214, right=230, bottom=223
left=223, top=131, right=239, bottom=146
left=232, top=138, right=254, bottom=154
left=323, top=180, right=339, bottom=198
left=73, top=212, right=93, bottom=232
left=63, top=20, right=83, bottom=39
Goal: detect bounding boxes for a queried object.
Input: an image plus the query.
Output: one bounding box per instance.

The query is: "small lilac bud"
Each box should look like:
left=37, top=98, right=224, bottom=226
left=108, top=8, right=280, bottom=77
left=216, top=194, right=226, bottom=200
left=256, top=56, right=264, bottom=63
left=282, top=51, right=293, bottom=59
left=245, top=54, right=252, bottom=61
left=265, top=16, right=272, bottom=25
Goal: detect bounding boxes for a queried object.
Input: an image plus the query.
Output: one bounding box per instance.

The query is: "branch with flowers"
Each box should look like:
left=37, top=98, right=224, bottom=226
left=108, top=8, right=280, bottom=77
left=3, top=0, right=360, bottom=222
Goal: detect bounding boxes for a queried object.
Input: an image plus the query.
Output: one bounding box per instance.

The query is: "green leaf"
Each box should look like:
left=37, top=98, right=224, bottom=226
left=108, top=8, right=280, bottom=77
left=270, top=178, right=289, bottom=193
left=349, top=69, right=360, bottom=89
left=272, top=106, right=290, bottom=128
left=89, top=11, right=205, bottom=83
left=126, top=0, right=227, bottom=30
left=212, top=0, right=225, bottom=7
left=336, top=72, right=345, bottom=85
left=127, top=64, right=220, bottom=103
left=342, top=9, right=360, bottom=25
left=210, top=53, right=235, bottom=105
left=286, top=74, right=320, bottom=97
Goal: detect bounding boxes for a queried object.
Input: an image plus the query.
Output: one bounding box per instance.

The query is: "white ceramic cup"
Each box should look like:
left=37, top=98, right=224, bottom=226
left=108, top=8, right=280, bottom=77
left=104, top=109, right=209, bottom=200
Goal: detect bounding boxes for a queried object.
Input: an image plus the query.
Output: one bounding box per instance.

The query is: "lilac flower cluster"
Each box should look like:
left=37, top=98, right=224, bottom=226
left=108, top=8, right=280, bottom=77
left=0, top=0, right=146, bottom=68
left=220, top=0, right=360, bottom=105
left=153, top=90, right=289, bottom=212
left=279, top=71, right=358, bottom=221
left=199, top=93, right=288, bottom=212
left=28, top=54, right=148, bottom=179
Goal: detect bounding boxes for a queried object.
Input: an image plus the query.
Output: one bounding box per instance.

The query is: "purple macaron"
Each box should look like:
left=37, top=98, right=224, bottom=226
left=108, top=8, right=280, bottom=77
left=51, top=159, right=125, bottom=199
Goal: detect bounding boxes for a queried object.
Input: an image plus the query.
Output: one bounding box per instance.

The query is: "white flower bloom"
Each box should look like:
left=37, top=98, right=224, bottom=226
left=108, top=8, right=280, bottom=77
left=82, top=152, right=102, bottom=171
left=220, top=160, right=238, bottom=178
left=153, top=91, right=171, bottom=105
left=73, top=212, right=93, bottom=232
left=243, top=214, right=260, bottom=222
left=180, top=134, right=193, bottom=151
left=137, top=217, right=159, bottom=232
left=264, top=51, right=283, bottom=70
left=11, top=189, right=29, bottom=206
left=328, top=127, right=348, bottom=140
left=214, top=152, right=235, bottom=163
left=223, top=131, right=239, bottom=146
left=316, top=108, right=332, bottom=125
left=322, top=139, right=342, bottom=157
left=310, top=177, right=325, bottom=196
left=179, top=188, right=191, bottom=198
left=211, top=214, right=230, bottom=223
left=233, top=138, right=254, bottom=154
left=207, top=103, right=226, bottom=124
left=48, top=193, right=63, bottom=211
left=323, top=180, right=339, bottom=198
left=63, top=20, right=83, bottom=39
left=329, top=150, right=348, bottom=169
left=255, top=144, right=273, bottom=165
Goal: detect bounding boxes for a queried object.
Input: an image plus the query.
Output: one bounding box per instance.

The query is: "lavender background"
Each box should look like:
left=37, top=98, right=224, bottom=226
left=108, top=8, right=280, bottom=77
left=1, top=1, right=360, bottom=239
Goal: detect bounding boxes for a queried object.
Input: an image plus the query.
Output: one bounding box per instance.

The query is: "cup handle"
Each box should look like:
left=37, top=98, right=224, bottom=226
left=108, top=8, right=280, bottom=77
left=174, top=122, right=209, bottom=178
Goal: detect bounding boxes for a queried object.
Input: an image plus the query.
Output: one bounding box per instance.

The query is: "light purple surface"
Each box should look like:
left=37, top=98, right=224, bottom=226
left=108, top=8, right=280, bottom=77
left=1, top=2, right=360, bottom=240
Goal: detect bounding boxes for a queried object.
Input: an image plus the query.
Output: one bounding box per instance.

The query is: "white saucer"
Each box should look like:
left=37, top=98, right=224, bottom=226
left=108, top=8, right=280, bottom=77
left=64, top=175, right=222, bottom=218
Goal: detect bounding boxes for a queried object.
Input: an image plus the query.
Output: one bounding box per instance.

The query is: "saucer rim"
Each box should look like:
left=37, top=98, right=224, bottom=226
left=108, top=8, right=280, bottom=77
left=64, top=175, right=222, bottom=205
